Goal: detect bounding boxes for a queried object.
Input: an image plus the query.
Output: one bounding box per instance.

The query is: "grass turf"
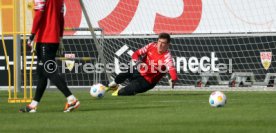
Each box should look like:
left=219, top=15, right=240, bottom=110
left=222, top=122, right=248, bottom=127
left=0, top=90, right=276, bottom=133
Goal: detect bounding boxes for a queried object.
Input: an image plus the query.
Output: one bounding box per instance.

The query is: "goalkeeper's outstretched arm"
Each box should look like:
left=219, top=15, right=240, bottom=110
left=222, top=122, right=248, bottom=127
left=165, top=53, right=178, bottom=88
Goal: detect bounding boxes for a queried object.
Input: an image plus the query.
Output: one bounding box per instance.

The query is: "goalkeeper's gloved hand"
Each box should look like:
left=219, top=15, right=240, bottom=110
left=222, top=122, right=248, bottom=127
left=169, top=79, right=176, bottom=89
left=56, top=38, right=64, bottom=56
left=27, top=34, right=35, bottom=53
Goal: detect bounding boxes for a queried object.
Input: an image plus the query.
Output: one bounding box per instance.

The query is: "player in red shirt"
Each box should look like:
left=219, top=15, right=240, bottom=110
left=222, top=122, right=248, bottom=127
left=108, top=33, right=178, bottom=96
left=20, top=0, right=80, bottom=113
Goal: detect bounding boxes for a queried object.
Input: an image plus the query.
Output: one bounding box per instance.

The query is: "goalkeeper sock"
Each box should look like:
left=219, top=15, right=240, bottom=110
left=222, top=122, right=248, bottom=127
left=29, top=100, right=38, bottom=108
left=108, top=81, right=118, bottom=88
left=67, top=95, right=77, bottom=104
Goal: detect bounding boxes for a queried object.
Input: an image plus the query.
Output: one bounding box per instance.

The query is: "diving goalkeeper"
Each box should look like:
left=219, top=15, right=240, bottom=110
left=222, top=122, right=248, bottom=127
left=108, top=33, right=178, bottom=96
left=20, top=0, right=79, bottom=113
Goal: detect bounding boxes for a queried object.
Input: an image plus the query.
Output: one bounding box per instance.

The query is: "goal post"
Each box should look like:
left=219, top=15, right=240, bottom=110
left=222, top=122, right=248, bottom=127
left=79, top=0, right=112, bottom=83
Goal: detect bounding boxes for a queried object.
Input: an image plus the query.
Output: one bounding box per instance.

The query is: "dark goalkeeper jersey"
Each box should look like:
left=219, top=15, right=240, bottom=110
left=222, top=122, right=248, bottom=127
left=32, top=0, right=64, bottom=43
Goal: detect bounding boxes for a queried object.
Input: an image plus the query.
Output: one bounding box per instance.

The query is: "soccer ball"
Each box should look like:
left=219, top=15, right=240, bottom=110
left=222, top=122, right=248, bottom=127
left=209, top=91, right=227, bottom=107
left=90, top=83, right=106, bottom=98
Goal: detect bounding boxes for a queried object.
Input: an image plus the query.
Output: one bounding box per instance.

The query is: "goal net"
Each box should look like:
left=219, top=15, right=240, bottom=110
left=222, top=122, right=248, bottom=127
left=79, top=0, right=276, bottom=89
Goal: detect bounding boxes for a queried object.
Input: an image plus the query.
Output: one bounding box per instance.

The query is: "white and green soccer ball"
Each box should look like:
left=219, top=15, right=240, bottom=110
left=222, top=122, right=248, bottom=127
left=90, top=83, right=106, bottom=98
left=209, top=91, right=227, bottom=107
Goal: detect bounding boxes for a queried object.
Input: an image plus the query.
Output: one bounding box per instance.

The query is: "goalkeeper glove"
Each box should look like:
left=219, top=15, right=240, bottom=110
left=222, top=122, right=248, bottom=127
left=27, top=34, right=35, bottom=53
left=56, top=38, right=64, bottom=56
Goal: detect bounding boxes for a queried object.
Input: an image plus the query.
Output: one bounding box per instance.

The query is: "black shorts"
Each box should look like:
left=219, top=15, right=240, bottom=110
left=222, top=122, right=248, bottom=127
left=116, top=68, right=157, bottom=96
left=36, top=43, right=59, bottom=76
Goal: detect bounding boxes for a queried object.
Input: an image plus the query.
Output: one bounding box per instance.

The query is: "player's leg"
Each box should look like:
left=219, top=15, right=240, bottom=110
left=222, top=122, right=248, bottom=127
left=20, top=43, right=45, bottom=112
left=48, top=73, right=80, bottom=112
left=108, top=66, right=137, bottom=90
left=33, top=43, right=48, bottom=102
left=135, top=77, right=156, bottom=94
left=33, top=60, right=48, bottom=102
left=39, top=44, right=72, bottom=96
left=20, top=60, right=47, bottom=113
left=43, top=44, right=80, bottom=112
left=109, top=70, right=131, bottom=86
left=115, top=80, right=140, bottom=96
left=115, top=76, right=156, bottom=96
left=41, top=44, right=79, bottom=112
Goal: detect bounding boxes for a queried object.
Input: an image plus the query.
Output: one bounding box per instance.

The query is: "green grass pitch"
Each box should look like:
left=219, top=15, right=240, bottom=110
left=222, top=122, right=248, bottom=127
left=0, top=90, right=276, bottom=133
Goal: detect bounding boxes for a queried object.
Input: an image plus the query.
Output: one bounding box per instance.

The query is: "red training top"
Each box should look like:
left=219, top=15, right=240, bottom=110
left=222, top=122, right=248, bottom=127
left=32, top=0, right=64, bottom=43
left=132, top=42, right=178, bottom=84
